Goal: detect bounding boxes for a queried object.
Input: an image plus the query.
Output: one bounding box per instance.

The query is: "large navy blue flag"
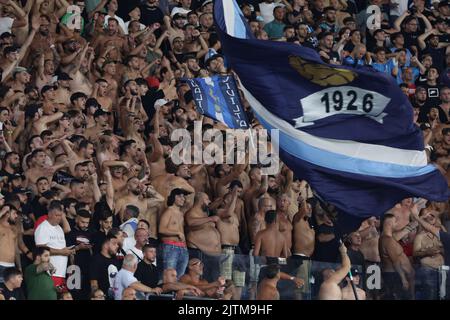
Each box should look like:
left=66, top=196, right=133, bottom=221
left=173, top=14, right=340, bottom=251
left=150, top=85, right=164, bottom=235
left=213, top=0, right=449, bottom=229
left=184, top=75, right=249, bottom=129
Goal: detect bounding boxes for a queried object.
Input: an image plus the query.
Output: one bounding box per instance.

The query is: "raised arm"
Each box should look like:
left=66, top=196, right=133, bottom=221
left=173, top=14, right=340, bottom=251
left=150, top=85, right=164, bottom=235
left=38, top=111, right=64, bottom=127
left=417, top=12, right=433, bottom=32
left=103, top=168, right=115, bottom=211
left=8, top=0, right=27, bottom=29
left=394, top=11, right=409, bottom=32
left=196, top=31, right=209, bottom=59
left=253, top=231, right=262, bottom=256
left=88, top=0, right=108, bottom=20
left=327, top=243, right=351, bottom=284
left=410, top=55, right=426, bottom=75
left=17, top=20, right=39, bottom=62
left=418, top=29, right=436, bottom=50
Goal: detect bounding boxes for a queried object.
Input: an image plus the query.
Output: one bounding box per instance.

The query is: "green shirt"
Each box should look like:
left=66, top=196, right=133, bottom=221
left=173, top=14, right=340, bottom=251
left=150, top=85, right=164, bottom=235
left=263, top=20, right=286, bottom=40
left=61, top=13, right=85, bottom=34
left=24, top=264, right=57, bottom=300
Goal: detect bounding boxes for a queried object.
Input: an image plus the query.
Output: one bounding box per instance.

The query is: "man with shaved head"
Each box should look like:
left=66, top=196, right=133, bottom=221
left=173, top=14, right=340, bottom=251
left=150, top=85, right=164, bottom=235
left=276, top=194, right=293, bottom=256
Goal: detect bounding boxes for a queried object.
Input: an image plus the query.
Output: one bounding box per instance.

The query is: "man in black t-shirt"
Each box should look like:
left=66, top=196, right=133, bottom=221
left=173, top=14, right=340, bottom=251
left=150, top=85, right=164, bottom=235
left=134, top=243, right=161, bottom=288
left=313, top=212, right=340, bottom=263
left=0, top=152, right=21, bottom=182
left=317, top=32, right=340, bottom=65
left=89, top=234, right=121, bottom=300
left=140, top=0, right=165, bottom=27
left=0, top=267, right=25, bottom=300
left=66, top=210, right=94, bottom=300
left=420, top=67, right=443, bottom=107
left=418, top=31, right=446, bottom=73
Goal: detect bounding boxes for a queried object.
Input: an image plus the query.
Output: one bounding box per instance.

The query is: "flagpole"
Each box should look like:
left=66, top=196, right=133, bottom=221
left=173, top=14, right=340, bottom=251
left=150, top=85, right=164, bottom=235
left=338, top=241, right=359, bottom=300
left=316, top=190, right=360, bottom=301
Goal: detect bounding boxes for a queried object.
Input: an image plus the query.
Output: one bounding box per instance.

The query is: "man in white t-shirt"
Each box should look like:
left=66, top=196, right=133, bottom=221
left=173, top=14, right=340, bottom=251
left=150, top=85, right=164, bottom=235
left=126, top=228, right=149, bottom=261
left=35, top=200, right=75, bottom=287
left=113, top=254, right=162, bottom=300
left=259, top=0, right=292, bottom=25
left=104, top=0, right=127, bottom=34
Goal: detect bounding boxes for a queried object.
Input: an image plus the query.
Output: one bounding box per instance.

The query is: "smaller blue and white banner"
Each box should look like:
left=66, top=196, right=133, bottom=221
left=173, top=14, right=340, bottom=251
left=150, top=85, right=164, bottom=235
left=185, top=75, right=250, bottom=129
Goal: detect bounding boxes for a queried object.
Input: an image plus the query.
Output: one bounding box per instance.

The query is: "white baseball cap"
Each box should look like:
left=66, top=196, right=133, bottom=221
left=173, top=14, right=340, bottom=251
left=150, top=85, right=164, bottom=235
left=154, top=99, right=170, bottom=108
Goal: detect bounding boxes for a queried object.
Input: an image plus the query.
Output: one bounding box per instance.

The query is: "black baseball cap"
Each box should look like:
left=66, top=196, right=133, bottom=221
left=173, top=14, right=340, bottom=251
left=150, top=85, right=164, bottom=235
left=0, top=32, right=15, bottom=39
left=41, top=85, right=56, bottom=96
left=3, top=45, right=19, bottom=55
left=173, top=13, right=185, bottom=20
left=93, top=108, right=111, bottom=118
left=350, top=268, right=360, bottom=276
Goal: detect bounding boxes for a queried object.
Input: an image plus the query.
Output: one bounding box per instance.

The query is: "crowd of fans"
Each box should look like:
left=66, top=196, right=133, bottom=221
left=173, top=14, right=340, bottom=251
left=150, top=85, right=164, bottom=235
left=0, top=0, right=449, bottom=301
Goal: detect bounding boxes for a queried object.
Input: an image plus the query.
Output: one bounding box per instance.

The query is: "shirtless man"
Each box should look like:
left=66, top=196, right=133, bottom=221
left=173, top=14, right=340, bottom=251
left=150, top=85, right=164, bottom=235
left=359, top=217, right=381, bottom=264
left=24, top=149, right=65, bottom=190
left=249, top=196, right=276, bottom=246
left=292, top=195, right=315, bottom=257
left=92, top=18, right=128, bottom=63
left=216, top=187, right=246, bottom=299
left=115, top=177, right=164, bottom=239
left=109, top=166, right=128, bottom=199
left=341, top=270, right=367, bottom=300
left=151, top=162, right=195, bottom=212
left=213, top=164, right=245, bottom=198
left=69, top=92, right=87, bottom=112
left=84, top=109, right=112, bottom=144
left=216, top=187, right=240, bottom=252
left=53, top=73, right=73, bottom=109
left=256, top=264, right=281, bottom=300
left=147, top=102, right=171, bottom=179
left=10, top=67, right=30, bottom=93
left=122, top=55, right=142, bottom=84
left=0, top=205, right=19, bottom=282
left=392, top=198, right=414, bottom=231
left=162, top=268, right=203, bottom=299
left=35, top=56, right=58, bottom=92
left=120, top=140, right=143, bottom=170
left=253, top=210, right=288, bottom=258
left=318, top=243, right=351, bottom=300
left=27, top=103, right=64, bottom=136
left=91, top=79, right=113, bottom=113
left=100, top=60, right=119, bottom=105
left=159, top=188, right=192, bottom=278
left=276, top=194, right=293, bottom=256
left=243, top=167, right=268, bottom=223
left=61, top=139, right=95, bottom=175
left=179, top=258, right=232, bottom=299
left=413, top=209, right=444, bottom=300
left=379, top=213, right=415, bottom=299
left=67, top=44, right=93, bottom=96
left=185, top=192, right=221, bottom=255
